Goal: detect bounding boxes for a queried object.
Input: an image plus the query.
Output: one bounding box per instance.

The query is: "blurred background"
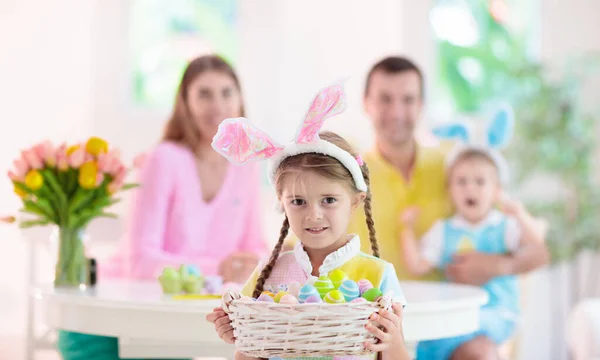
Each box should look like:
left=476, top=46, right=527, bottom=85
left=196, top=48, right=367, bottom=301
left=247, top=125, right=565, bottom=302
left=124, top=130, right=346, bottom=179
left=1, top=0, right=599, bottom=359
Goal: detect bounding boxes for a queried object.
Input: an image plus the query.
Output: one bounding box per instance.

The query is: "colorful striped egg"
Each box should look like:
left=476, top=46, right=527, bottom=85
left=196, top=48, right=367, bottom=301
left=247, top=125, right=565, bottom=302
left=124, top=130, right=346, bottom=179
left=314, top=276, right=335, bottom=298
left=339, top=279, right=360, bottom=301
left=324, top=290, right=346, bottom=304
left=298, top=284, right=320, bottom=303
left=357, top=279, right=374, bottom=295
left=328, top=269, right=349, bottom=289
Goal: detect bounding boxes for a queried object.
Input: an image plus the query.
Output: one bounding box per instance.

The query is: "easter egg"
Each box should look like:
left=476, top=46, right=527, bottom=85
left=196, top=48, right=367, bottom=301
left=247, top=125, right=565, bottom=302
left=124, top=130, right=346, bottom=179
left=279, top=294, right=299, bottom=304
left=273, top=291, right=289, bottom=303
left=261, top=291, right=276, bottom=298
left=304, top=295, right=322, bottom=303
left=257, top=293, right=275, bottom=302
left=182, top=275, right=204, bottom=294
left=314, top=276, right=335, bottom=298
left=162, top=267, right=179, bottom=279
left=305, top=276, right=318, bottom=286
left=362, top=288, right=383, bottom=302
left=328, top=269, right=349, bottom=289
left=298, top=284, right=320, bottom=303
left=357, top=279, right=374, bottom=295
left=350, top=297, right=368, bottom=304
left=287, top=281, right=302, bottom=297
left=178, top=264, right=189, bottom=280
left=186, top=264, right=202, bottom=277
left=324, top=290, right=346, bottom=304
left=339, top=280, right=360, bottom=301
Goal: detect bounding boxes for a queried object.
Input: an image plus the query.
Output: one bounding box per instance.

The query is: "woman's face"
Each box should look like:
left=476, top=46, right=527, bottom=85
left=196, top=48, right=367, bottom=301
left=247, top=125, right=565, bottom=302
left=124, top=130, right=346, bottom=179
left=186, top=70, right=243, bottom=142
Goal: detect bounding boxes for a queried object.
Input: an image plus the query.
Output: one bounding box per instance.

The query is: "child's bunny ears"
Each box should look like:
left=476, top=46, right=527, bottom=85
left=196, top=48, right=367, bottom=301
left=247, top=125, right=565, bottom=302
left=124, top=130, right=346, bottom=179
left=432, top=104, right=514, bottom=149
left=432, top=104, right=515, bottom=184
left=211, top=84, right=368, bottom=192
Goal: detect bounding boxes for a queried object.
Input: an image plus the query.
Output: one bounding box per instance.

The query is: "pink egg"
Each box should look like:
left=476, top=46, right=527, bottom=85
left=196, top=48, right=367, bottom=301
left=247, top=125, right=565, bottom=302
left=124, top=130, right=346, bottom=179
left=357, top=279, right=373, bottom=295
left=304, top=295, right=322, bottom=303
left=279, top=294, right=299, bottom=304
left=350, top=297, right=367, bottom=304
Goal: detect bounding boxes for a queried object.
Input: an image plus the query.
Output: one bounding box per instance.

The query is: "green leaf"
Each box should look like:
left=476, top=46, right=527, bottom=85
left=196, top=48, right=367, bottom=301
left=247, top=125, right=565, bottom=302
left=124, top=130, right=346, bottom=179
left=99, top=212, right=118, bottom=218
left=19, top=218, right=53, bottom=228
left=120, top=183, right=140, bottom=191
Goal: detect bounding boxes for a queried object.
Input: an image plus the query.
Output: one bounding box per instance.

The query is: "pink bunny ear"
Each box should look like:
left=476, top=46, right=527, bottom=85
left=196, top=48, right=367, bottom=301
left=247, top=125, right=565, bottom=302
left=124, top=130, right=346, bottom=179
left=295, top=84, right=347, bottom=144
left=212, top=118, right=283, bottom=164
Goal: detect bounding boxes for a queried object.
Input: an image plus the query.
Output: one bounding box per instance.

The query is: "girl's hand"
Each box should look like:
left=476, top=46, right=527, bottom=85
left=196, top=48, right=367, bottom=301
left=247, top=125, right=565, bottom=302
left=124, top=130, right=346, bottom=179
left=206, top=307, right=236, bottom=344
left=364, top=303, right=409, bottom=357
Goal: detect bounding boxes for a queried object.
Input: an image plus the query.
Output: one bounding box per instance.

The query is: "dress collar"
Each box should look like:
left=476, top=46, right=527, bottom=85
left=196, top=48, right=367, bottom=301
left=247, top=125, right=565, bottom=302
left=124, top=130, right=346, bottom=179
left=450, top=209, right=505, bottom=231
left=293, top=235, right=361, bottom=277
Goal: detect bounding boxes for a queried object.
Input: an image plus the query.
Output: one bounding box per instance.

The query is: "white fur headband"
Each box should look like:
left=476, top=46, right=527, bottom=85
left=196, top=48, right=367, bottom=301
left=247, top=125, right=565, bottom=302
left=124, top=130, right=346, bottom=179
left=432, top=104, right=515, bottom=184
left=211, top=84, right=368, bottom=192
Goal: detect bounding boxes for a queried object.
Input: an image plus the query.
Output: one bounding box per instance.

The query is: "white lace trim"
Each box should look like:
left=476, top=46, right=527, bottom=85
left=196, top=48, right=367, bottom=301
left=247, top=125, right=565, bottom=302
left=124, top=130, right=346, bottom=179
left=293, top=235, right=361, bottom=276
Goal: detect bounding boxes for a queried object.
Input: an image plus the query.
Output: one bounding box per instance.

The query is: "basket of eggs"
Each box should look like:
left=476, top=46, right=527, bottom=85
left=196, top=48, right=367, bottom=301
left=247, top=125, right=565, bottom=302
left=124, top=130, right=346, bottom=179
left=221, top=269, right=396, bottom=358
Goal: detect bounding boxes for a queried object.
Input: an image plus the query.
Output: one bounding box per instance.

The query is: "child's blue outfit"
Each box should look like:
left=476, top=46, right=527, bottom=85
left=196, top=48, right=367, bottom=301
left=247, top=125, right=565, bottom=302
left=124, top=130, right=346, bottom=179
left=415, top=210, right=521, bottom=360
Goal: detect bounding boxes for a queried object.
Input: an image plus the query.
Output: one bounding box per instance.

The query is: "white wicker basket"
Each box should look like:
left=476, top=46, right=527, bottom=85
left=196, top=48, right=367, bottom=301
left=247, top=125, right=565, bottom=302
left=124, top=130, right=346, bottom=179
left=221, top=291, right=392, bottom=358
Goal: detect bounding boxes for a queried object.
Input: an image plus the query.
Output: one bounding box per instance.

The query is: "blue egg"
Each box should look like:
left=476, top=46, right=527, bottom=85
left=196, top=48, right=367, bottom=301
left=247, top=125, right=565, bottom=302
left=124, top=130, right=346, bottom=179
left=187, top=265, right=201, bottom=277
left=339, top=280, right=360, bottom=302
left=298, top=284, right=320, bottom=303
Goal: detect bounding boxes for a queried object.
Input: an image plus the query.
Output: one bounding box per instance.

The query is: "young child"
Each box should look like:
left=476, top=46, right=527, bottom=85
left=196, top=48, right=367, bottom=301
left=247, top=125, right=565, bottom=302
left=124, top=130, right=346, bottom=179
left=206, top=85, right=410, bottom=360
left=400, top=107, right=547, bottom=360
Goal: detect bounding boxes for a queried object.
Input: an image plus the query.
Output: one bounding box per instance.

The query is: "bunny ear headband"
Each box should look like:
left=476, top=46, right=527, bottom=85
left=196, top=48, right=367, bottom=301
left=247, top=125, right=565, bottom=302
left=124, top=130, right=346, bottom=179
left=211, top=84, right=368, bottom=192
left=432, top=103, right=515, bottom=184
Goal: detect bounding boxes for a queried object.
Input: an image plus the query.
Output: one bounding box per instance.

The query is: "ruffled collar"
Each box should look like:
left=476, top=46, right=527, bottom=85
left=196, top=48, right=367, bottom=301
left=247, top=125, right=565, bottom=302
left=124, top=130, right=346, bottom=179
left=293, top=235, right=361, bottom=277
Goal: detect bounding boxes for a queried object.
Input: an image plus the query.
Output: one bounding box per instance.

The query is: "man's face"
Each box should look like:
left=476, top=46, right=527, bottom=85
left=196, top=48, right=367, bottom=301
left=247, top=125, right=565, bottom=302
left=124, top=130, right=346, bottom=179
left=364, top=70, right=423, bottom=148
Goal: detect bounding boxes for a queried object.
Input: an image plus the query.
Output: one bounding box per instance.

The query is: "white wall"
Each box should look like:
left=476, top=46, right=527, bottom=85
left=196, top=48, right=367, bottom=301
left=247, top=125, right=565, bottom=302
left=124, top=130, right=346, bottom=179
left=0, top=1, right=95, bottom=357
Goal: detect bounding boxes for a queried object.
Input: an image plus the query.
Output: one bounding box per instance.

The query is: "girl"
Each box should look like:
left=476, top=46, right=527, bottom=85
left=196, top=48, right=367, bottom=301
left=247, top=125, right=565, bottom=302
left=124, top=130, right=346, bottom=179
left=207, top=84, right=410, bottom=360
left=400, top=107, right=548, bottom=360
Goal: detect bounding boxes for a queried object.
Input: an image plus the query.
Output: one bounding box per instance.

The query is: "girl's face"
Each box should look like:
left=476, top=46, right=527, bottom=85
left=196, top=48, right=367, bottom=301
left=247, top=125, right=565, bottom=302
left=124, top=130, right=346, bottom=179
left=279, top=170, right=364, bottom=253
left=449, top=157, right=500, bottom=223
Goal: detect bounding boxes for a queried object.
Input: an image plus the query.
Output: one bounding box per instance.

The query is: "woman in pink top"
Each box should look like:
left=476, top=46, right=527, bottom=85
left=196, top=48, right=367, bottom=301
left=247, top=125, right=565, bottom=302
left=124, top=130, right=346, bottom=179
left=58, top=55, right=267, bottom=360
left=108, top=55, right=267, bottom=282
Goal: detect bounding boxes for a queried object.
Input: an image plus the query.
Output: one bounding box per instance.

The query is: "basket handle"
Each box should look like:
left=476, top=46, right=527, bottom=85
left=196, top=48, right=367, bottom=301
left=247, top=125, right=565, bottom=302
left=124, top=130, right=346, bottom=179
left=221, top=290, right=241, bottom=314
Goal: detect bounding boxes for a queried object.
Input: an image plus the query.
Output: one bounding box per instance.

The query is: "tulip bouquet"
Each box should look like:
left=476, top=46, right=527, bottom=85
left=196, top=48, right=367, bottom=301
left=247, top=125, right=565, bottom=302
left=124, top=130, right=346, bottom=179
left=7, top=137, right=137, bottom=287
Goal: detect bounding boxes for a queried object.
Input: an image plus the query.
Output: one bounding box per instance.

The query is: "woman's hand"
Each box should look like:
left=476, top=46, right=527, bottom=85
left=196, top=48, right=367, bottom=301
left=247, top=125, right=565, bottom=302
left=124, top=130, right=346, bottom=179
left=206, top=307, right=235, bottom=344
left=219, top=252, right=259, bottom=283
left=364, top=303, right=411, bottom=359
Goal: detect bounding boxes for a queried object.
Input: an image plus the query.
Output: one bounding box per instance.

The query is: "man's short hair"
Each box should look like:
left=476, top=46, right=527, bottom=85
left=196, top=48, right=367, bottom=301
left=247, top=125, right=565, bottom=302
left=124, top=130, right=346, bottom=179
left=364, top=56, right=424, bottom=98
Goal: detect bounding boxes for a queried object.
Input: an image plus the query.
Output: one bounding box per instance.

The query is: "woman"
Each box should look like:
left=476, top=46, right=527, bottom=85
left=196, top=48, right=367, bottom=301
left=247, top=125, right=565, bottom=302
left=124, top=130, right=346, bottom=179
left=58, top=55, right=267, bottom=360
left=121, top=54, right=267, bottom=281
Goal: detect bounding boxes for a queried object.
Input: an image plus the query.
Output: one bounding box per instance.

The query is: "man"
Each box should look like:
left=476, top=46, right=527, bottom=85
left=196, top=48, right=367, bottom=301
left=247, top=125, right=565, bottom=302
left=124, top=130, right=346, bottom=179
left=351, top=56, right=549, bottom=287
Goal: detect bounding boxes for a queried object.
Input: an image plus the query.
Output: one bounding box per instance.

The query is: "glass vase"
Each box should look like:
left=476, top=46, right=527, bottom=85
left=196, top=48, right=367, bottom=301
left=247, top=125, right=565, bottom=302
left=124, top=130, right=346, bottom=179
left=51, top=226, right=89, bottom=289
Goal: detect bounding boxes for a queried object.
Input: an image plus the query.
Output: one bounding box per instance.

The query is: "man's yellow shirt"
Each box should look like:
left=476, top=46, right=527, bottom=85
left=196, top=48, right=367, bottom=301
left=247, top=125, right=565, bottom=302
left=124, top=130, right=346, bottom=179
left=349, top=146, right=452, bottom=281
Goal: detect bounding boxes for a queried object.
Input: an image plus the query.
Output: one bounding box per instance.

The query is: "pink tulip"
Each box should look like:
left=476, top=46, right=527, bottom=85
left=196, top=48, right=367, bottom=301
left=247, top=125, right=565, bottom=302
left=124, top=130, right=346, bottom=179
left=7, top=170, right=23, bottom=182
left=96, top=173, right=104, bottom=187
left=84, top=152, right=94, bottom=163
left=12, top=158, right=29, bottom=178
left=55, top=144, right=69, bottom=170
left=40, top=141, right=56, bottom=167
left=107, top=177, right=124, bottom=194
left=68, top=147, right=85, bottom=168
left=22, top=149, right=43, bottom=169
left=97, top=153, right=110, bottom=173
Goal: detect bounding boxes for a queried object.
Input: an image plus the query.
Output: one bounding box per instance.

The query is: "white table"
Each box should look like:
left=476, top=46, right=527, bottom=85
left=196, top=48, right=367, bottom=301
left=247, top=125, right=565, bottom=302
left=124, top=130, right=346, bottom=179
left=34, top=280, right=487, bottom=359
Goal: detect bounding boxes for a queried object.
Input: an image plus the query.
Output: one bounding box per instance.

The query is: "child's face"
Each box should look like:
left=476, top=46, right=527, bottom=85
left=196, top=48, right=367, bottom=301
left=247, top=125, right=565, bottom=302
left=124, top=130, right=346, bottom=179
left=279, top=171, right=364, bottom=252
left=449, top=157, right=500, bottom=223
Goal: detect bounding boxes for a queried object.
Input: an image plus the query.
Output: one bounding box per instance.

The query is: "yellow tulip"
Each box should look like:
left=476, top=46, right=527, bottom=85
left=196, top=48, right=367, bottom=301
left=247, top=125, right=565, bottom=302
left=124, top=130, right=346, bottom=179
left=24, top=170, right=43, bottom=190
left=78, top=161, right=98, bottom=189
left=14, top=184, right=26, bottom=198
left=66, top=144, right=80, bottom=156
left=85, top=137, right=109, bottom=157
